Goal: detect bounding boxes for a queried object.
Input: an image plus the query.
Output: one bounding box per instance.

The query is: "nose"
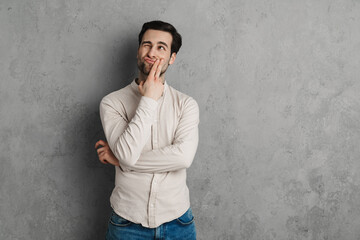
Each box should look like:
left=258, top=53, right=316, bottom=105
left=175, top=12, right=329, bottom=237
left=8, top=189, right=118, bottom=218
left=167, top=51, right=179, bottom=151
left=147, top=46, right=156, bottom=58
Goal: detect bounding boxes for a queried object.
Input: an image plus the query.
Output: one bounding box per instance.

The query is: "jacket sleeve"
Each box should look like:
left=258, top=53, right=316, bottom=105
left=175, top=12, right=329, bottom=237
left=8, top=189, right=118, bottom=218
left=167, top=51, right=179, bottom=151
left=126, top=98, right=199, bottom=173
left=99, top=95, right=158, bottom=168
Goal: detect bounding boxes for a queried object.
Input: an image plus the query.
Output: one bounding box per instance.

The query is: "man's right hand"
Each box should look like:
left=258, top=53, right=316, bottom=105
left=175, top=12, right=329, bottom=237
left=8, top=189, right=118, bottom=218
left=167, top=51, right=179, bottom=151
left=138, top=59, right=165, bottom=100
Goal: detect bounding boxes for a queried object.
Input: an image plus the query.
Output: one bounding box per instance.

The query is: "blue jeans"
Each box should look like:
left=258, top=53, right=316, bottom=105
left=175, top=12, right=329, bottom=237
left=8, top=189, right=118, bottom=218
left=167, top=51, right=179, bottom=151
left=105, top=208, right=196, bottom=240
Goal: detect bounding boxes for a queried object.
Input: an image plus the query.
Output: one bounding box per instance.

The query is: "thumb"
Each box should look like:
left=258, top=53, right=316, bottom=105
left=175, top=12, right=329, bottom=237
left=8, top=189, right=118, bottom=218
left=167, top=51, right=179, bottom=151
left=138, top=81, right=144, bottom=95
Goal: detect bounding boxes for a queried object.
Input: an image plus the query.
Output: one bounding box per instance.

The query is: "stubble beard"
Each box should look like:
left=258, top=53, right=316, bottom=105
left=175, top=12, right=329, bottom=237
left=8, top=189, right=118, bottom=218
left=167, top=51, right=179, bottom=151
left=137, top=60, right=168, bottom=77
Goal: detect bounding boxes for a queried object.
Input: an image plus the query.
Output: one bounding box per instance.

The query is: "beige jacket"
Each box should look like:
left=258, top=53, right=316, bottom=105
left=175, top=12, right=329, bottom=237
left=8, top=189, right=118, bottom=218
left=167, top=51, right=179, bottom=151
left=100, top=80, right=199, bottom=228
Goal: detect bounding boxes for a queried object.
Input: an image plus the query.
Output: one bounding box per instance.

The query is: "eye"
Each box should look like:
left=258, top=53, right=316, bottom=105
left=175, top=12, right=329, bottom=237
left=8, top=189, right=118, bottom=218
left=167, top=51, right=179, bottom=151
left=159, top=46, right=166, bottom=50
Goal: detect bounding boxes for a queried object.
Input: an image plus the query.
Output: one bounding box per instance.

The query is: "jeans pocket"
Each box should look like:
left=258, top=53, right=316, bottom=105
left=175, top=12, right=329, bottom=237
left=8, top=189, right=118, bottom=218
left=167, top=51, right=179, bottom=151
left=109, top=211, right=132, bottom=227
left=176, top=208, right=195, bottom=225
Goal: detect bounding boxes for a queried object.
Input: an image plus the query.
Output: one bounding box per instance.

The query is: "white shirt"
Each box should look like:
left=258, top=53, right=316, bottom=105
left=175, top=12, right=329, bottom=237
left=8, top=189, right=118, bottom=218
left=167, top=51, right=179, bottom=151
left=99, top=79, right=199, bottom=228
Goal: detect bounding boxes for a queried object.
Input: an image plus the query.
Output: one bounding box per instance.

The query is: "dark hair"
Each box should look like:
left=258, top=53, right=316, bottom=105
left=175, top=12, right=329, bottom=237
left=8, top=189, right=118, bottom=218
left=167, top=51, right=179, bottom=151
left=138, top=20, right=182, bottom=55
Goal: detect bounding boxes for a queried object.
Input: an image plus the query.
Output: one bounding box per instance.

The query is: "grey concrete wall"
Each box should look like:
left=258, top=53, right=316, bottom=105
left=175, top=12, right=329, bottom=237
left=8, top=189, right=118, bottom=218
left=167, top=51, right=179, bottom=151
left=1, top=0, right=360, bottom=239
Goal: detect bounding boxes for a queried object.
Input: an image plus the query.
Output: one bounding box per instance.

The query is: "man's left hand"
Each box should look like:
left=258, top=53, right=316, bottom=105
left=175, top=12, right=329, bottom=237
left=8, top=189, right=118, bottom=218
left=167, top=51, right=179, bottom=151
left=95, top=140, right=120, bottom=166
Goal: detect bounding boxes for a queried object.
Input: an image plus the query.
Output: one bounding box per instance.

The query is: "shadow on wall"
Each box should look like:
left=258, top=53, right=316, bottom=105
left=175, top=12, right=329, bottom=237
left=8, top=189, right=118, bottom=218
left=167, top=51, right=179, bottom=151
left=66, top=35, right=138, bottom=239
left=104, top=33, right=139, bottom=93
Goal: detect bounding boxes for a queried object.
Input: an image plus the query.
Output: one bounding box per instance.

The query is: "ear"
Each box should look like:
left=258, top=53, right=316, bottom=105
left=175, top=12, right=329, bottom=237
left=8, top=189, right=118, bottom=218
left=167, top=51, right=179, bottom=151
left=168, top=52, right=176, bottom=65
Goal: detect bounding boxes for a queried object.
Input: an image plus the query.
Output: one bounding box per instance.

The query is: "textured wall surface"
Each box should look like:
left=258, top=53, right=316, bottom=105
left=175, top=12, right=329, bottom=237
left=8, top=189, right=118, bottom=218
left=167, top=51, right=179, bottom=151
left=1, top=0, right=360, bottom=239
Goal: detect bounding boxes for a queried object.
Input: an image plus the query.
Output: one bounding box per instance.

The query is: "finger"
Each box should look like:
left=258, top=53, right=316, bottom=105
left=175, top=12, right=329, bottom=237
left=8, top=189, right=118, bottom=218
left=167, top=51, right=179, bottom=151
left=95, top=140, right=107, bottom=149
left=149, top=59, right=160, bottom=78
left=98, top=154, right=105, bottom=163
left=138, top=81, right=144, bottom=94
left=100, top=155, right=118, bottom=166
left=98, top=150, right=106, bottom=157
left=97, top=147, right=105, bottom=155
left=95, top=140, right=102, bottom=149
left=155, top=59, right=164, bottom=79
left=98, top=147, right=111, bottom=157
left=99, top=151, right=113, bottom=161
left=99, top=156, right=108, bottom=164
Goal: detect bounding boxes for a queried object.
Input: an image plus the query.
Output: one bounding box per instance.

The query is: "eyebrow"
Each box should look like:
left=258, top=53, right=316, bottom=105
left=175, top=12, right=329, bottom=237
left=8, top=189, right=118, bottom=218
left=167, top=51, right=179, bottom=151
left=158, top=41, right=168, bottom=48
left=142, top=40, right=169, bottom=48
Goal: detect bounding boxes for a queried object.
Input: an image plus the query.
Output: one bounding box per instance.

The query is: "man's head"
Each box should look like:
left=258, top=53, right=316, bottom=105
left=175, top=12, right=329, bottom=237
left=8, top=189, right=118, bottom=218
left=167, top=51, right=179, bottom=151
left=138, top=20, right=182, bottom=55
left=137, top=21, right=182, bottom=77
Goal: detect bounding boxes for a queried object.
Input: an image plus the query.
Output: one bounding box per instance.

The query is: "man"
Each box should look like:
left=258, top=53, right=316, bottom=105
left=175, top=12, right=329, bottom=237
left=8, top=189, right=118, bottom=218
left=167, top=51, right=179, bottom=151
left=95, top=20, right=199, bottom=239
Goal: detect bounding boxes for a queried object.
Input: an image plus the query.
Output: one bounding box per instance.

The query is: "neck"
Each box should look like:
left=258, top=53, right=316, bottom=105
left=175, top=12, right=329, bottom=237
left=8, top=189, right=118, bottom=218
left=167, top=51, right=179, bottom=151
left=137, top=71, right=147, bottom=83
left=137, top=71, right=165, bottom=84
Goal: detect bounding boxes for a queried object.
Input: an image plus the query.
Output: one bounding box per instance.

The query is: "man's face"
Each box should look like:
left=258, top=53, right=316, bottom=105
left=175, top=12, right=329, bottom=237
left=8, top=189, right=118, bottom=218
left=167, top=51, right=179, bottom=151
left=137, top=29, right=176, bottom=76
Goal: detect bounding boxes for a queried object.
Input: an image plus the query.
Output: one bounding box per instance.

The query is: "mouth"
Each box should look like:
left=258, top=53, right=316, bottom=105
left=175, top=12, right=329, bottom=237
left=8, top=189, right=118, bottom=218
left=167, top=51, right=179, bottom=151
left=144, top=57, right=156, bottom=64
